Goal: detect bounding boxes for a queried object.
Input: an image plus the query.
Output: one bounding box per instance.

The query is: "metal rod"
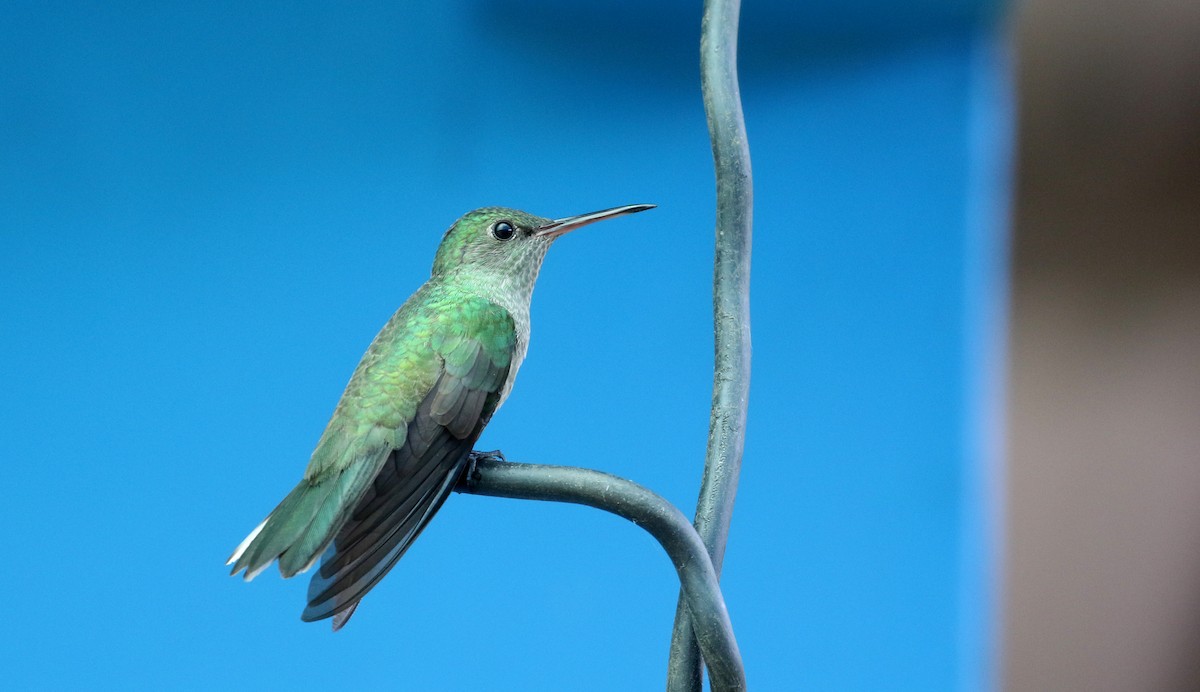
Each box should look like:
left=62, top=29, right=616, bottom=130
left=668, top=0, right=754, bottom=688
left=455, top=453, right=747, bottom=692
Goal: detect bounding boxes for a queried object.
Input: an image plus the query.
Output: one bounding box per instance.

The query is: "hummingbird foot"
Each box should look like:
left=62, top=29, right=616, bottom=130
left=464, top=449, right=506, bottom=491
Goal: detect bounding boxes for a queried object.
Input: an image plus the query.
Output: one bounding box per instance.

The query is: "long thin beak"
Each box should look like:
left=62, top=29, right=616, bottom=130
left=534, top=203, right=656, bottom=238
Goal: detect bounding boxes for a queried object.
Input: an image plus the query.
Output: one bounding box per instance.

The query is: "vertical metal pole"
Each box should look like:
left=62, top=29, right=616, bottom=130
left=667, top=0, right=753, bottom=688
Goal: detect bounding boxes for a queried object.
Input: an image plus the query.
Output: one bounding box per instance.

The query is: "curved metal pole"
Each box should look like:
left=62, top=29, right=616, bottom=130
left=668, top=0, right=754, bottom=688
left=455, top=453, right=747, bottom=692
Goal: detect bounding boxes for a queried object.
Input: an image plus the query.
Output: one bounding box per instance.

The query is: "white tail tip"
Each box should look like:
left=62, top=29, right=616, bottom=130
left=227, top=518, right=268, bottom=566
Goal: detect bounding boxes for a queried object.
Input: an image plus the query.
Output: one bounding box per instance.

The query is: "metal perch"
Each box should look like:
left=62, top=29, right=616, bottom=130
left=455, top=453, right=747, bottom=692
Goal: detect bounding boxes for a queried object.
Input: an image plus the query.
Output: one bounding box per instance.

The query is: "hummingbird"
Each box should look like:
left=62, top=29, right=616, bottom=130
left=228, top=203, right=654, bottom=629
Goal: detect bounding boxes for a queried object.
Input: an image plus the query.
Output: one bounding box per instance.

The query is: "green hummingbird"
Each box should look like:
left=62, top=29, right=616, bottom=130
left=228, top=203, right=654, bottom=629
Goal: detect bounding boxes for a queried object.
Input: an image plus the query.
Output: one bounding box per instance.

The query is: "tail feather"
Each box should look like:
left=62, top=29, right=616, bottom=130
left=276, top=462, right=376, bottom=576
left=228, top=448, right=388, bottom=582
left=226, top=519, right=267, bottom=566
left=228, top=481, right=332, bottom=579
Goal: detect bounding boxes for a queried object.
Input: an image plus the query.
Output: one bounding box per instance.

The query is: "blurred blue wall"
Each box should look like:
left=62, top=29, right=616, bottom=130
left=0, top=1, right=1010, bottom=689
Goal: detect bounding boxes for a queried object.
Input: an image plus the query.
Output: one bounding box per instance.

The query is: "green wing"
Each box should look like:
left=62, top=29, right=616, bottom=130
left=228, top=288, right=515, bottom=629
left=303, top=297, right=514, bottom=627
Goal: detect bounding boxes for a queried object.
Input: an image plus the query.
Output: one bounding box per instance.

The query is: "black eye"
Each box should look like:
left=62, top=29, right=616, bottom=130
left=490, top=221, right=515, bottom=241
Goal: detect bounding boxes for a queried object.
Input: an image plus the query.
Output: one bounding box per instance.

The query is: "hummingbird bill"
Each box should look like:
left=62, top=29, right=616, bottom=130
left=228, top=203, right=655, bottom=629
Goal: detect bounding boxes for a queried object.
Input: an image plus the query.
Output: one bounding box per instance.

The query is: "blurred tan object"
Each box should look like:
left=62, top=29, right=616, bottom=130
left=1004, top=0, right=1200, bottom=690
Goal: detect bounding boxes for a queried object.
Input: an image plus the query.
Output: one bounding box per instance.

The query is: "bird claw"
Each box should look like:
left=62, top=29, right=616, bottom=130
left=464, top=449, right=506, bottom=490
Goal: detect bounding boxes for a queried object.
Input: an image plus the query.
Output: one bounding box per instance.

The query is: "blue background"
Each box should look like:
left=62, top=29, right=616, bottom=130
left=1, top=1, right=1010, bottom=689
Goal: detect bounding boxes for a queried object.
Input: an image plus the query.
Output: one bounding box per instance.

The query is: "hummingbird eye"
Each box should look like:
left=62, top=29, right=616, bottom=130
left=490, top=221, right=515, bottom=241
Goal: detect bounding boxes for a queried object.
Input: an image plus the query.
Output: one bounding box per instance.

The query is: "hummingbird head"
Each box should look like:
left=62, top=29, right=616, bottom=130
left=430, top=204, right=655, bottom=294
